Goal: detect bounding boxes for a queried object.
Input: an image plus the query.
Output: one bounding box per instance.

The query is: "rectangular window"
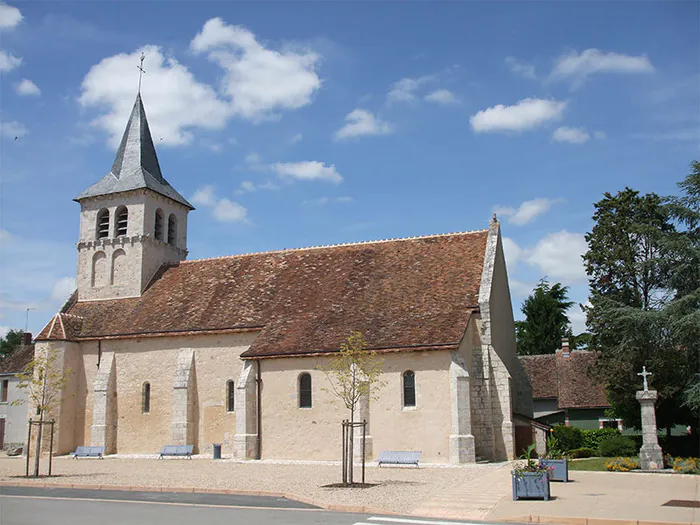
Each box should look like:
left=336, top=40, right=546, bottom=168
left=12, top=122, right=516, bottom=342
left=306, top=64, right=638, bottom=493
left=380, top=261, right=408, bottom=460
left=1, top=380, right=8, bottom=403
left=227, top=381, right=235, bottom=412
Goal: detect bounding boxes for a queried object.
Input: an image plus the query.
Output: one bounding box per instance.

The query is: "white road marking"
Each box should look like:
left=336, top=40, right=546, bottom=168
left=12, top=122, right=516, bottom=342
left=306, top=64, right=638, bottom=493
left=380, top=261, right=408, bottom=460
left=366, top=517, right=488, bottom=525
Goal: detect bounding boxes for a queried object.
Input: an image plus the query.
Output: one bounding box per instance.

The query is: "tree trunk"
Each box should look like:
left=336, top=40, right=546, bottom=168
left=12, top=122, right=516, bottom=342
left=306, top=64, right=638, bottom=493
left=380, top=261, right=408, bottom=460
left=348, top=410, right=354, bottom=484
left=33, top=418, right=42, bottom=477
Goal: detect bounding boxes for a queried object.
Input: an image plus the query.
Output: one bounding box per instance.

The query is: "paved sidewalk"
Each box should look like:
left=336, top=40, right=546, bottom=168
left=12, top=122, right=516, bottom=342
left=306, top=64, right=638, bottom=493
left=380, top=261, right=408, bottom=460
left=412, top=462, right=512, bottom=519
left=489, top=470, right=700, bottom=524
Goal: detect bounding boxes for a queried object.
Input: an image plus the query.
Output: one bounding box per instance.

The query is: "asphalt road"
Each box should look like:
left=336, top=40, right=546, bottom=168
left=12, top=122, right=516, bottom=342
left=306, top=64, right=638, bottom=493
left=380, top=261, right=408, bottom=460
left=0, top=486, right=480, bottom=525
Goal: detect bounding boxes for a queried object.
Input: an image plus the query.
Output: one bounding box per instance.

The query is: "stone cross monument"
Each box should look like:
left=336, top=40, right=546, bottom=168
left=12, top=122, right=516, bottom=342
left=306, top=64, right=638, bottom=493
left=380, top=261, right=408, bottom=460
left=636, top=366, right=664, bottom=470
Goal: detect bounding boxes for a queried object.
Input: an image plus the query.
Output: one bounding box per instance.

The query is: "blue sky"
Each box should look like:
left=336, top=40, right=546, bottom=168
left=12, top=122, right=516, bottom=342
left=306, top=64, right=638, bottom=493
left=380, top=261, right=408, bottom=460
left=0, top=1, right=698, bottom=337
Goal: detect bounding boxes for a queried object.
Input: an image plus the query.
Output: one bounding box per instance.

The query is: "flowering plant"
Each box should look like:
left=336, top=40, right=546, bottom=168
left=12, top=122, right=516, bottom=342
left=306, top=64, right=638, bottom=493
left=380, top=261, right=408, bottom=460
left=513, top=444, right=552, bottom=475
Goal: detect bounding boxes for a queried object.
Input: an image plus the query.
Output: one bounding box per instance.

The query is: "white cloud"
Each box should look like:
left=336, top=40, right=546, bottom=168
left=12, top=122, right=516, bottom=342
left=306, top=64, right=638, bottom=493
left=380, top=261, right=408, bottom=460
left=568, top=301, right=590, bottom=334
left=191, top=185, right=248, bottom=223
left=594, top=131, right=607, bottom=140
left=470, top=98, right=567, bottom=133
left=0, top=49, right=21, bottom=72
left=0, top=326, right=10, bottom=339
left=334, top=109, right=393, bottom=140
left=424, top=89, right=458, bottom=105
left=239, top=181, right=255, bottom=193
left=290, top=133, right=303, bottom=144
left=388, top=75, right=436, bottom=104
left=552, top=126, right=590, bottom=144
left=190, top=17, right=321, bottom=121
left=0, top=120, right=28, bottom=139
left=496, top=198, right=560, bottom=226
left=245, top=152, right=262, bottom=165
left=303, top=196, right=353, bottom=206
left=550, top=49, right=654, bottom=87
left=0, top=2, right=22, bottom=29
left=15, top=78, right=40, bottom=96
left=235, top=180, right=279, bottom=194
left=505, top=57, right=536, bottom=79
left=502, top=237, right=523, bottom=267
left=213, top=199, right=248, bottom=222
left=80, top=46, right=230, bottom=147
left=273, top=161, right=343, bottom=183
left=525, top=231, right=588, bottom=282
left=51, top=277, right=76, bottom=302
left=509, top=278, right=536, bottom=298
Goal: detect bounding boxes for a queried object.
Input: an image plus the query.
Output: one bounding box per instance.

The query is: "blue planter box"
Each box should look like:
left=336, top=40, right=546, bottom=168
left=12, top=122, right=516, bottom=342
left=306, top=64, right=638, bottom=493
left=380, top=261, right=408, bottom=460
left=512, top=471, right=551, bottom=501
left=540, top=458, right=568, bottom=482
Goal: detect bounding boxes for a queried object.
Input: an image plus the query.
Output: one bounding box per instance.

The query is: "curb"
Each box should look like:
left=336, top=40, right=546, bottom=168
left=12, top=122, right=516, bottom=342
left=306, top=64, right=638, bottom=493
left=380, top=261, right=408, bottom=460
left=503, top=517, right=700, bottom=525
left=0, top=481, right=398, bottom=516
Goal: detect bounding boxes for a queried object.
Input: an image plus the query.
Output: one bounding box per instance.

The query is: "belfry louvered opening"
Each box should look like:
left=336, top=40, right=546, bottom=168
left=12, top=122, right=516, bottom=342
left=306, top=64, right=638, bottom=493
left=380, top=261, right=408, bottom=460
left=115, top=206, right=128, bottom=237
left=154, top=209, right=164, bottom=241
left=96, top=209, right=110, bottom=239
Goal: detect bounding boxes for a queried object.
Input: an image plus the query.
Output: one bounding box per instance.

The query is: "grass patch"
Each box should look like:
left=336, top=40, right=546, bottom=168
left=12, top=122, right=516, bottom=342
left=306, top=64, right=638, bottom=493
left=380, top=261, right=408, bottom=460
left=568, top=457, right=609, bottom=471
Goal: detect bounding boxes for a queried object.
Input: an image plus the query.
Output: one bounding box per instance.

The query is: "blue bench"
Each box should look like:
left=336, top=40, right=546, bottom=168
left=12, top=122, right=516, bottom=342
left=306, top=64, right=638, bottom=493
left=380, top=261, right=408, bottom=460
left=158, top=445, right=194, bottom=459
left=378, top=450, right=421, bottom=467
left=72, top=446, right=105, bottom=459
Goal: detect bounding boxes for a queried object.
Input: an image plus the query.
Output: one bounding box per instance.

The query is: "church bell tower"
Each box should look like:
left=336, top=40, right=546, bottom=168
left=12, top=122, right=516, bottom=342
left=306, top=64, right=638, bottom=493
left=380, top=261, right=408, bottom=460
left=74, top=93, right=194, bottom=301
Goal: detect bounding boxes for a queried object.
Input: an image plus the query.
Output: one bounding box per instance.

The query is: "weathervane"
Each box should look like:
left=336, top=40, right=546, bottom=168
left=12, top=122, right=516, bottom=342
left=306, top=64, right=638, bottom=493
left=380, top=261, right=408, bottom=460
left=137, top=52, right=146, bottom=93
left=638, top=366, right=652, bottom=392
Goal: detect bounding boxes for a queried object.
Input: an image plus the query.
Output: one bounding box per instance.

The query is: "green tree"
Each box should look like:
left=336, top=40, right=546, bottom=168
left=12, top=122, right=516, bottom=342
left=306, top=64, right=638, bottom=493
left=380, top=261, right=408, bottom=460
left=0, top=329, right=25, bottom=358
left=320, top=331, right=385, bottom=484
left=515, top=279, right=574, bottom=355
left=13, top=347, right=71, bottom=477
left=585, top=167, right=700, bottom=430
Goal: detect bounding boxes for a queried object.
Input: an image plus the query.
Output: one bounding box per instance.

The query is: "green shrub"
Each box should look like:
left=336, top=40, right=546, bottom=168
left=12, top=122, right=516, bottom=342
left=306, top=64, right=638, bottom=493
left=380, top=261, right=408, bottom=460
left=581, top=428, right=620, bottom=450
left=598, top=435, right=637, bottom=457
left=605, top=457, right=640, bottom=472
left=567, top=447, right=596, bottom=459
left=552, top=425, right=584, bottom=452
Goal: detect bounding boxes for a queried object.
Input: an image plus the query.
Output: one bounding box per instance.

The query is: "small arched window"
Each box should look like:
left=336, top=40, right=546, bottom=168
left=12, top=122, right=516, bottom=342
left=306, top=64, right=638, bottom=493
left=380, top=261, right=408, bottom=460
left=167, top=214, right=177, bottom=246
left=96, top=209, right=110, bottom=239
left=299, top=373, right=312, bottom=408
left=115, top=206, right=128, bottom=237
left=142, top=382, right=151, bottom=413
left=154, top=209, right=164, bottom=241
left=226, top=380, right=235, bottom=412
left=403, top=370, right=416, bottom=408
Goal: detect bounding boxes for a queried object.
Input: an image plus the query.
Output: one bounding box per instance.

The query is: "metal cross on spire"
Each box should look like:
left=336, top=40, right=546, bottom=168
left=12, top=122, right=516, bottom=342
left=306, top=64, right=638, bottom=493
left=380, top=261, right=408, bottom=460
left=137, top=52, right=146, bottom=93
left=638, top=366, right=652, bottom=392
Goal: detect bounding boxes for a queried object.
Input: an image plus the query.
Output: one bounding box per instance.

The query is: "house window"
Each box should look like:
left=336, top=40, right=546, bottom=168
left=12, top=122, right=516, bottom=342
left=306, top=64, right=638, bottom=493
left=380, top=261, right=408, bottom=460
left=154, top=209, right=164, bottom=241
left=167, top=214, right=177, bottom=246
left=599, top=418, right=623, bottom=431
left=1, top=380, right=8, bottom=403
left=115, top=206, right=128, bottom=237
left=96, top=209, right=110, bottom=239
left=142, top=382, right=150, bottom=413
left=299, top=373, right=312, bottom=408
left=403, top=370, right=416, bottom=408
left=226, top=380, right=235, bottom=412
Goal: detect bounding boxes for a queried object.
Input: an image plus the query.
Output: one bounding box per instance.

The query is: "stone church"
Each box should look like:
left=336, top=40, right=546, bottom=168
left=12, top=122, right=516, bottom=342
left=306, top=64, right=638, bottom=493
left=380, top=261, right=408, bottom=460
left=36, top=94, right=533, bottom=463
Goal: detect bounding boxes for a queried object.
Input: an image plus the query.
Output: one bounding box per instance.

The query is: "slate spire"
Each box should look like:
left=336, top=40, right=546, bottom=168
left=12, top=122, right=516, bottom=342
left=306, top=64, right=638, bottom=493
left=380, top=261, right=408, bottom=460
left=75, top=94, right=193, bottom=209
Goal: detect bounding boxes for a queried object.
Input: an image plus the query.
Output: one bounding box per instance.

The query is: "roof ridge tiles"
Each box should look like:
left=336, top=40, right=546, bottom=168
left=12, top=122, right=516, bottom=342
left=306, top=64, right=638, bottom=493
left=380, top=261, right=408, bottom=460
left=181, top=228, right=488, bottom=264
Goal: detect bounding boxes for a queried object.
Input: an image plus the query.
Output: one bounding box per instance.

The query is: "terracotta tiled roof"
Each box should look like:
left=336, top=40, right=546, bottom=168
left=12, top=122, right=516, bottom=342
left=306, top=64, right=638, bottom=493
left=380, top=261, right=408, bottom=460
left=556, top=350, right=609, bottom=409
left=519, top=354, right=557, bottom=399
left=0, top=344, right=34, bottom=374
left=37, top=230, right=489, bottom=358
left=519, top=350, right=609, bottom=409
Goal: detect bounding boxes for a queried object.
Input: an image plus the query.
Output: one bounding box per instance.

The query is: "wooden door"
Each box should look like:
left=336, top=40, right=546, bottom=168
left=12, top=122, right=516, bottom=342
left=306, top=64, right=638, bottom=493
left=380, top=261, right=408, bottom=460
left=0, top=418, right=5, bottom=449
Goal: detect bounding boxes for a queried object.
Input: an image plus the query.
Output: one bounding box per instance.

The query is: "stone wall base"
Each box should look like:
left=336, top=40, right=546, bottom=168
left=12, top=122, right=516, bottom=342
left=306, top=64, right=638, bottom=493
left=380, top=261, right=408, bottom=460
left=353, top=434, right=373, bottom=461
left=640, top=443, right=664, bottom=470
left=234, top=433, right=259, bottom=460
left=450, top=434, right=476, bottom=464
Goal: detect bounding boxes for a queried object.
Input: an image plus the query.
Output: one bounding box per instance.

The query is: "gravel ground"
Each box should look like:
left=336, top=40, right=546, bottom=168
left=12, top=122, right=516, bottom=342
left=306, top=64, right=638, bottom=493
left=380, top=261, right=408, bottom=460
left=0, top=456, right=501, bottom=514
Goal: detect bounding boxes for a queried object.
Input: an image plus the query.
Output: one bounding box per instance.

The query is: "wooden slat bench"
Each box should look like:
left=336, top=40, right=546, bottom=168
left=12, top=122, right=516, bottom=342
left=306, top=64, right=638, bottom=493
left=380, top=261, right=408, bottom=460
left=158, top=445, right=194, bottom=459
left=377, top=450, right=421, bottom=467
left=71, top=446, right=105, bottom=459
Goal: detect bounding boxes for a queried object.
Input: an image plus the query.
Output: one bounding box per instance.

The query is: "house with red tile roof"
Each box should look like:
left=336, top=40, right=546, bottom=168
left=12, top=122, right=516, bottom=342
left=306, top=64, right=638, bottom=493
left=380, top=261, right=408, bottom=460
left=519, top=339, right=620, bottom=431
left=34, top=94, right=533, bottom=463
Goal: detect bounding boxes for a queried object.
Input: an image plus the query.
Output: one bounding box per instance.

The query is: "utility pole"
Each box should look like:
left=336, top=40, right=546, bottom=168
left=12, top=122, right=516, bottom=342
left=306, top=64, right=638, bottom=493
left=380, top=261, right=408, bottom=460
left=25, top=307, right=35, bottom=333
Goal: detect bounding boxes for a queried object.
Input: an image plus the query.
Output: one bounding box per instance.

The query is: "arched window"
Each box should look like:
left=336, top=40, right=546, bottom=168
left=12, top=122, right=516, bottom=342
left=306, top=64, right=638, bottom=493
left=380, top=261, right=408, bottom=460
left=96, top=209, right=110, bottom=239
left=115, top=206, right=128, bottom=237
left=403, top=370, right=416, bottom=408
left=91, top=251, right=107, bottom=287
left=142, top=382, right=151, bottom=413
left=111, top=249, right=127, bottom=286
left=167, top=214, right=177, bottom=246
left=299, top=373, right=312, bottom=408
left=154, top=209, right=164, bottom=241
left=226, top=380, right=235, bottom=412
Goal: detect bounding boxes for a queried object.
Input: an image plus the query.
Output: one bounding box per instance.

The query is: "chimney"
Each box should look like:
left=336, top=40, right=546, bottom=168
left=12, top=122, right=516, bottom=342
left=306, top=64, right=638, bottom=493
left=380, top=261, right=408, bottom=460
left=561, top=338, right=570, bottom=357
left=22, top=332, right=32, bottom=346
